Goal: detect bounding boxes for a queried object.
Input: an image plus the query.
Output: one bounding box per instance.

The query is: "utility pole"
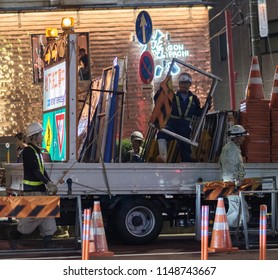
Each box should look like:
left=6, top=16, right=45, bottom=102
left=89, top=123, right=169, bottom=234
left=225, top=10, right=236, bottom=110
left=249, top=0, right=261, bottom=63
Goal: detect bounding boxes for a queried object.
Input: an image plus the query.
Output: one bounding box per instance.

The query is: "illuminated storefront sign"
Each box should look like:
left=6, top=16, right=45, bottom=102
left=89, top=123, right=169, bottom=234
left=43, top=60, right=66, bottom=111
left=141, top=29, right=189, bottom=78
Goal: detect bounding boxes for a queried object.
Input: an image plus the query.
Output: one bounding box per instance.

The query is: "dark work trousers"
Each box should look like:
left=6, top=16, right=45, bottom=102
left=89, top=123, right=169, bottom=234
left=157, top=120, right=192, bottom=162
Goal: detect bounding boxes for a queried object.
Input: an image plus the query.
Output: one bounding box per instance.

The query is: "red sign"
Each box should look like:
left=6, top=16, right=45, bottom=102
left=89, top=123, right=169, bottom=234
left=55, top=112, right=65, bottom=156
left=139, top=51, right=154, bottom=84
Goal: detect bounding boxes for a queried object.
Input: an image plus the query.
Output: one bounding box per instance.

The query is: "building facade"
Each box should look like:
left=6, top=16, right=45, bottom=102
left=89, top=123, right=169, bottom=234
left=0, top=1, right=212, bottom=139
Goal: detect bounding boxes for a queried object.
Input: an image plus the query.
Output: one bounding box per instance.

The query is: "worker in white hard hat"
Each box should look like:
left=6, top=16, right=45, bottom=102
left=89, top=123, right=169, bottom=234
left=156, top=72, right=211, bottom=163
left=219, top=124, right=250, bottom=244
left=9, top=122, right=59, bottom=249
left=122, top=131, right=144, bottom=162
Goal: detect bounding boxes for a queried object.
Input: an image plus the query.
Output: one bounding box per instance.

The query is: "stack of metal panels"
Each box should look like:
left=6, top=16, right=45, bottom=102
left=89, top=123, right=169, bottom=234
left=270, top=109, right=278, bottom=162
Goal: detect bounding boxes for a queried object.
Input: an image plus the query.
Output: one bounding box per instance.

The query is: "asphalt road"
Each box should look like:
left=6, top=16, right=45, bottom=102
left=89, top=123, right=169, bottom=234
left=0, top=234, right=278, bottom=260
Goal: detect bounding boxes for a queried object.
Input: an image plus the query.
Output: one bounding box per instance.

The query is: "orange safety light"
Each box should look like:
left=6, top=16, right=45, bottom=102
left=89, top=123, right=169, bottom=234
left=61, top=17, right=74, bottom=32
left=45, top=27, right=58, bottom=38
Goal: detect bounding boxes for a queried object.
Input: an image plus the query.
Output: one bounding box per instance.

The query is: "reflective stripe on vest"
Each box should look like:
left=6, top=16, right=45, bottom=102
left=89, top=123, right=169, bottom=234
left=170, top=95, right=193, bottom=121
left=129, top=146, right=143, bottom=162
left=23, top=145, right=45, bottom=186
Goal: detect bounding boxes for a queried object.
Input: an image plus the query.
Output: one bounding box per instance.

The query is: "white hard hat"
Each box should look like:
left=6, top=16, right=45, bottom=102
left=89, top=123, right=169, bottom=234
left=178, top=72, right=192, bottom=83
left=26, top=122, right=44, bottom=138
left=228, top=125, right=249, bottom=137
left=130, top=131, right=143, bottom=141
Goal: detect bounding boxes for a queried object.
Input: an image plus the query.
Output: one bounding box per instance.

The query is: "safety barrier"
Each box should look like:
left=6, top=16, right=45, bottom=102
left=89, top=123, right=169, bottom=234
left=0, top=196, right=60, bottom=218
left=239, top=178, right=278, bottom=250
left=0, top=195, right=82, bottom=255
left=201, top=202, right=270, bottom=260
left=196, top=176, right=277, bottom=243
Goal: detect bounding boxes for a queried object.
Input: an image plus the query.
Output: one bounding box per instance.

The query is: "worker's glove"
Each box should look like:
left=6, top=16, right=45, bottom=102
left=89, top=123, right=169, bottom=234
left=233, top=179, right=243, bottom=194
left=235, top=178, right=243, bottom=187
left=46, top=181, right=58, bottom=195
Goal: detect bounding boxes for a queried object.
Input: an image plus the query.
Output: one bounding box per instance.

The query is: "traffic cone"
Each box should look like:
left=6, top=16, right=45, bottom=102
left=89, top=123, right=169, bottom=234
left=89, top=201, right=114, bottom=257
left=245, top=56, right=265, bottom=99
left=208, top=197, right=239, bottom=252
left=88, top=215, right=96, bottom=254
left=270, top=65, right=278, bottom=108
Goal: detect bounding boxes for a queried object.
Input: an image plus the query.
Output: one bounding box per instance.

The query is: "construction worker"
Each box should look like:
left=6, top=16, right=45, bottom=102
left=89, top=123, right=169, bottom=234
left=219, top=124, right=250, bottom=233
left=78, top=48, right=89, bottom=80
left=156, top=72, right=211, bottom=162
left=9, top=122, right=59, bottom=249
left=122, top=131, right=144, bottom=162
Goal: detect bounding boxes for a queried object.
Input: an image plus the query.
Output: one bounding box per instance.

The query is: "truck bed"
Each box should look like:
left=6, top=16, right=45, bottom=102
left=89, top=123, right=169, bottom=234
left=4, top=162, right=278, bottom=195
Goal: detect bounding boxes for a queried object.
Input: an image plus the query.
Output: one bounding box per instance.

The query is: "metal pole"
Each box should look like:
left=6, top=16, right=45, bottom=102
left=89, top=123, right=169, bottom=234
left=249, top=0, right=261, bottom=59
left=201, top=205, right=209, bottom=260
left=259, top=204, right=267, bottom=260
left=68, top=34, right=78, bottom=163
left=225, top=10, right=236, bottom=110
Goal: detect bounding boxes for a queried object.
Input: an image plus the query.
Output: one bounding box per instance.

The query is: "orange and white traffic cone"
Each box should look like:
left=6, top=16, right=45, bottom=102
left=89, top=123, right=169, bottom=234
left=270, top=65, right=278, bottom=108
left=88, top=215, right=96, bottom=255
left=245, top=56, right=265, bottom=99
left=208, top=197, right=238, bottom=252
left=89, top=201, right=114, bottom=258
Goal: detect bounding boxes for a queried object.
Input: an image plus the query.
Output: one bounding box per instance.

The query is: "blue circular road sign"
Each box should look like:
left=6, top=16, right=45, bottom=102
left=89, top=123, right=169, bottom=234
left=135, top=11, right=153, bottom=44
left=139, top=51, right=154, bottom=84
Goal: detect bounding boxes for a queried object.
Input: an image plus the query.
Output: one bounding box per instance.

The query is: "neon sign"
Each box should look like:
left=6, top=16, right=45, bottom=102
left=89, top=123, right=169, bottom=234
left=141, top=30, right=189, bottom=79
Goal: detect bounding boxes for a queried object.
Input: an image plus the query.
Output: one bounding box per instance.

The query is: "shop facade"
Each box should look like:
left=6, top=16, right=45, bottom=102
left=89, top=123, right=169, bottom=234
left=0, top=2, right=212, bottom=138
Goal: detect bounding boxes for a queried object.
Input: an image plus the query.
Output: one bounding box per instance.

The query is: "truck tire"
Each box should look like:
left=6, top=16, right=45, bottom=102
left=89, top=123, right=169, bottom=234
left=115, top=199, right=163, bottom=245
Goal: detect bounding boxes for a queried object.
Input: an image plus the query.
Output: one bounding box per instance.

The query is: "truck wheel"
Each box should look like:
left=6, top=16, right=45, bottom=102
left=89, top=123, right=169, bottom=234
left=115, top=199, right=163, bottom=245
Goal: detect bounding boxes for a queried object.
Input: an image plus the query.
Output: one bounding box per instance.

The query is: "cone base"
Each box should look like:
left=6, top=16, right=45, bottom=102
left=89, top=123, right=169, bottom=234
left=208, top=247, right=239, bottom=253
left=89, top=250, right=114, bottom=257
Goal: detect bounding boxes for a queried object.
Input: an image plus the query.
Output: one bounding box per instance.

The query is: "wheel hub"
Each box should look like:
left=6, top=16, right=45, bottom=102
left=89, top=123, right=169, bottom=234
left=132, top=215, right=143, bottom=226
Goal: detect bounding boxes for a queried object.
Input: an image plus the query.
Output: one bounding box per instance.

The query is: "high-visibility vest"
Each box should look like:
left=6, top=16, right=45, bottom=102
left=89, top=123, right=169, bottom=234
left=170, top=95, right=193, bottom=121
left=129, top=146, right=143, bottom=162
left=23, top=145, right=45, bottom=186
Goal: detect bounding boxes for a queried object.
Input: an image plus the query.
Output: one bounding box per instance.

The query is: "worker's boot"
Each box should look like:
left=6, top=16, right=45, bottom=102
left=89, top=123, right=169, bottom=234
left=8, top=229, right=23, bottom=250
left=54, top=226, right=70, bottom=238
left=157, top=139, right=167, bottom=163
left=230, top=227, right=244, bottom=247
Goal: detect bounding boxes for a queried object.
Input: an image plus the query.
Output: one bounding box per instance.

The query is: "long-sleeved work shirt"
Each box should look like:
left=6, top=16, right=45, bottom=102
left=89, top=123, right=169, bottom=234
left=219, top=140, right=245, bottom=183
